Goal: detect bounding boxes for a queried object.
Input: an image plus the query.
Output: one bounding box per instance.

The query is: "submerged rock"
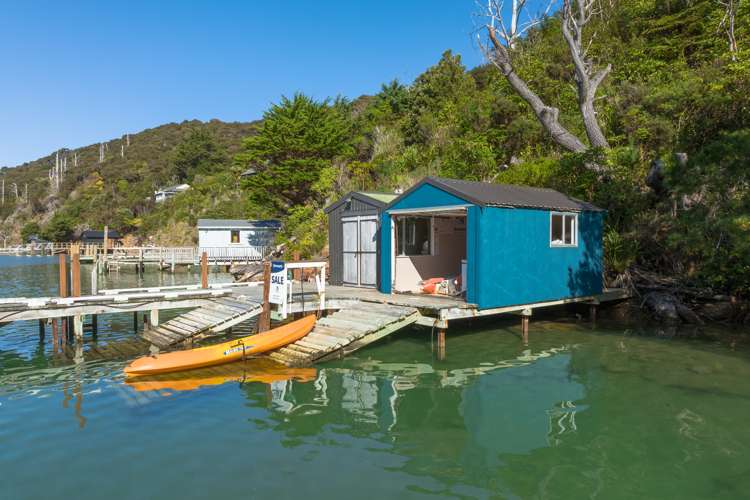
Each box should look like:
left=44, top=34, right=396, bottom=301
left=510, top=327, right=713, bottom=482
left=698, top=301, right=735, bottom=322
left=643, top=292, right=704, bottom=325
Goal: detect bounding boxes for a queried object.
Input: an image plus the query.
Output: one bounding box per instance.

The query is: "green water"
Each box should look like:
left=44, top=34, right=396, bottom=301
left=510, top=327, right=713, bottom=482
left=1, top=257, right=750, bottom=499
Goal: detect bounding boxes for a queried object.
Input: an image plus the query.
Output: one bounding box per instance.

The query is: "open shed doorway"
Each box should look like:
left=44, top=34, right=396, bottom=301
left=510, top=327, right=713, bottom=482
left=391, top=209, right=467, bottom=298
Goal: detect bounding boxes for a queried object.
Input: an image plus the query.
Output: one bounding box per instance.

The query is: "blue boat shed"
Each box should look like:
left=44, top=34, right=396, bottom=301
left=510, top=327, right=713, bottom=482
left=379, top=177, right=604, bottom=310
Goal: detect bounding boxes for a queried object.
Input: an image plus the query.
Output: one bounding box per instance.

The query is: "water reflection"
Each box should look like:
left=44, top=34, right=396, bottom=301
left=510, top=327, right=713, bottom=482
left=125, top=359, right=316, bottom=393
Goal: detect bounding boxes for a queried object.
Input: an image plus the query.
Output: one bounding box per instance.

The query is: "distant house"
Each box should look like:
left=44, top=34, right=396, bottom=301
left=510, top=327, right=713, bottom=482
left=77, top=229, right=122, bottom=246
left=154, top=184, right=190, bottom=203
left=197, top=219, right=281, bottom=249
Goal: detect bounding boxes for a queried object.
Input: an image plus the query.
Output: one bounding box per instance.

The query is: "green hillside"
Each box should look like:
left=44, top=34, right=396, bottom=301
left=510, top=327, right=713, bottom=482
left=1, top=119, right=257, bottom=244
left=2, top=0, right=749, bottom=296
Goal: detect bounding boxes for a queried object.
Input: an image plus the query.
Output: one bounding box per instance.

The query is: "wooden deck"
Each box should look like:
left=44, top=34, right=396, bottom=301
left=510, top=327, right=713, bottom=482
left=143, top=297, right=262, bottom=348
left=269, top=302, right=419, bottom=367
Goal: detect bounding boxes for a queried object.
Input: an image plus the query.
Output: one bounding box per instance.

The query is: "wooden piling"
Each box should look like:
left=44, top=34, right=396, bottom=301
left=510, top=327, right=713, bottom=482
left=201, top=252, right=208, bottom=289
left=133, top=312, right=139, bottom=333
left=51, top=319, right=59, bottom=352
left=521, top=315, right=530, bottom=345
left=91, top=315, right=98, bottom=338
left=58, top=253, right=69, bottom=339
left=437, top=328, right=446, bottom=361
left=589, top=303, right=597, bottom=323
left=58, top=254, right=68, bottom=298
left=71, top=252, right=83, bottom=339
left=103, top=225, right=109, bottom=264
left=71, top=252, right=81, bottom=297
left=38, top=319, right=45, bottom=341
left=259, top=261, right=271, bottom=333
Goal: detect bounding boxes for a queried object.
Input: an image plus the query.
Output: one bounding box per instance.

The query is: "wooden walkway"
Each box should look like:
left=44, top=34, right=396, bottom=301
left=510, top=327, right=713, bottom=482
left=268, top=302, right=419, bottom=367
left=143, top=297, right=263, bottom=348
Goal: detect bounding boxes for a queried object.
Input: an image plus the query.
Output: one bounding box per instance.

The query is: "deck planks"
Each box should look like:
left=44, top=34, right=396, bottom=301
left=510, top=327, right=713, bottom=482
left=143, top=299, right=262, bottom=349
left=271, top=302, right=419, bottom=367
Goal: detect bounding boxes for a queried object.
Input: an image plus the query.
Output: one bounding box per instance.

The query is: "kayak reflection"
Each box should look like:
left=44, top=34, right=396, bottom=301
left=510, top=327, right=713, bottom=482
left=125, top=358, right=317, bottom=392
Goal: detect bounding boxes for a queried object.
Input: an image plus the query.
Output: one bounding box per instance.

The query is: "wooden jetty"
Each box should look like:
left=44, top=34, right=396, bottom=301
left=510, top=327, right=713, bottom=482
left=0, top=254, right=631, bottom=365
left=269, top=302, right=419, bottom=366
left=142, top=297, right=262, bottom=348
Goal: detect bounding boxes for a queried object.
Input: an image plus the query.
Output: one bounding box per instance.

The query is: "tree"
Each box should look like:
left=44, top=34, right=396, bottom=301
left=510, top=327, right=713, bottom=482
left=235, top=93, right=353, bottom=214
left=171, top=128, right=227, bottom=181
left=42, top=213, right=75, bottom=241
left=479, top=0, right=611, bottom=155
left=20, top=222, right=41, bottom=242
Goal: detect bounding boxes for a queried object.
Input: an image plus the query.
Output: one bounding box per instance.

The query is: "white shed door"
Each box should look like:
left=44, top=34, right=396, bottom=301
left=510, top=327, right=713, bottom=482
left=342, top=220, right=359, bottom=285
left=342, top=216, right=378, bottom=287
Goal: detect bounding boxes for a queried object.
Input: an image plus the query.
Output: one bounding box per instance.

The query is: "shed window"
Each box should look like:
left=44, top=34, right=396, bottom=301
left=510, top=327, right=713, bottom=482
left=397, top=217, right=431, bottom=256
left=230, top=230, right=240, bottom=244
left=550, top=213, right=577, bottom=247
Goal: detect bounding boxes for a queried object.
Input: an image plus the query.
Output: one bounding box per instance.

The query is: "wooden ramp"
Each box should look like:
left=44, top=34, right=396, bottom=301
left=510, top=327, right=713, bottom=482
left=143, top=297, right=262, bottom=349
left=269, top=302, right=419, bottom=367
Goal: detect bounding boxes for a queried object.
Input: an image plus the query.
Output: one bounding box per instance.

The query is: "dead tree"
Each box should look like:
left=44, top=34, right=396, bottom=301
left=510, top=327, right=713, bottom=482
left=718, top=0, right=739, bottom=61
left=11, top=183, right=18, bottom=202
left=99, top=143, right=104, bottom=163
left=479, top=0, right=611, bottom=154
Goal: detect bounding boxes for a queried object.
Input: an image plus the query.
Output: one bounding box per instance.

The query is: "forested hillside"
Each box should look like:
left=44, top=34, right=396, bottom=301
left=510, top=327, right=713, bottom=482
left=1, top=120, right=256, bottom=244
left=3, top=0, right=748, bottom=298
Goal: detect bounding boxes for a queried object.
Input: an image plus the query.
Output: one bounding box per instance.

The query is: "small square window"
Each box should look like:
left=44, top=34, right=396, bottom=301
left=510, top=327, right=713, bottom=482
left=550, top=213, right=577, bottom=247
left=230, top=230, right=240, bottom=244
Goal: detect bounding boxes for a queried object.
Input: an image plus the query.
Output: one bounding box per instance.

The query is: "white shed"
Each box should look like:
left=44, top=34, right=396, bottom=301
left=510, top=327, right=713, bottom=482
left=197, top=219, right=281, bottom=260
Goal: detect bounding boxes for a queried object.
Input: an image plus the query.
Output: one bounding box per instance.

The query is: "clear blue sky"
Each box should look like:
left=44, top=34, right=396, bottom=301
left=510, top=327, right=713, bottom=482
left=0, top=0, right=555, bottom=167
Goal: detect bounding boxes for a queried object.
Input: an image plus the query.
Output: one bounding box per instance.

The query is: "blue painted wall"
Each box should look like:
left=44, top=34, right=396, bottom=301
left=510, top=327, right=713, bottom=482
left=378, top=182, right=604, bottom=307
left=473, top=207, right=603, bottom=309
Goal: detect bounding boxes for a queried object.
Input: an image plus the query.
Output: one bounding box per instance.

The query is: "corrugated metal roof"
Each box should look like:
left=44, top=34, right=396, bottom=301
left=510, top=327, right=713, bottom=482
left=324, top=191, right=396, bottom=214
left=389, top=177, right=603, bottom=212
left=197, top=219, right=281, bottom=229
left=356, top=192, right=398, bottom=204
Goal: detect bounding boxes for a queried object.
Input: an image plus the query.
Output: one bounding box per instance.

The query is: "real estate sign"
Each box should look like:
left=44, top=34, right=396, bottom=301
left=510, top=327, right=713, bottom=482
left=269, top=261, right=287, bottom=307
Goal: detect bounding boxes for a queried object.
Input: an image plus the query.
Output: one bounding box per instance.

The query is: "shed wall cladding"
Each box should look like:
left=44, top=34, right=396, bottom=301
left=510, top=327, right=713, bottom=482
left=471, top=207, right=603, bottom=309
left=328, top=196, right=381, bottom=286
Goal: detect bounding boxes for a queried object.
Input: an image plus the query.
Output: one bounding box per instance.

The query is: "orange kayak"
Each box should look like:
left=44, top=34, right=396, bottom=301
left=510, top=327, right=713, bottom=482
left=124, top=315, right=316, bottom=376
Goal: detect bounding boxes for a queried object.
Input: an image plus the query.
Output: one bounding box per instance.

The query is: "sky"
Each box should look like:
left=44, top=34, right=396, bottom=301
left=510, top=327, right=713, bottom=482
left=0, top=0, right=555, bottom=167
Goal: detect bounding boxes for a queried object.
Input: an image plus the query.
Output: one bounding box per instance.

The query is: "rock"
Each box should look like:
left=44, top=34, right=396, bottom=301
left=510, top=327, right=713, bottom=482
left=643, top=292, right=680, bottom=324
left=698, top=301, right=735, bottom=322
left=643, top=292, right=703, bottom=325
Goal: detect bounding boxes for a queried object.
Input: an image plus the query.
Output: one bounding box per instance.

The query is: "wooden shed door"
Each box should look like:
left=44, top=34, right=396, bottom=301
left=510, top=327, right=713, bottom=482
left=342, top=216, right=378, bottom=287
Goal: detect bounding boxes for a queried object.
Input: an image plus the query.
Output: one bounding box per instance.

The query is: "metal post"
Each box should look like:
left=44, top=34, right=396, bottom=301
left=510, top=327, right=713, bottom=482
left=201, top=252, right=208, bottom=289
left=259, top=261, right=271, bottom=332
left=71, top=252, right=83, bottom=339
